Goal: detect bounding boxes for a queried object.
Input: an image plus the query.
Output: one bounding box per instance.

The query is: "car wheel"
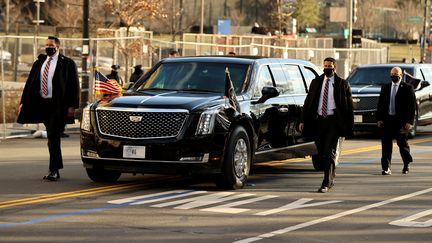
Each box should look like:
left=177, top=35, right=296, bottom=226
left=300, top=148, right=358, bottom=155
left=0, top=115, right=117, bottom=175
left=311, top=137, right=344, bottom=171
left=86, top=168, right=121, bottom=182
left=216, top=126, right=251, bottom=190
left=408, top=114, right=418, bottom=138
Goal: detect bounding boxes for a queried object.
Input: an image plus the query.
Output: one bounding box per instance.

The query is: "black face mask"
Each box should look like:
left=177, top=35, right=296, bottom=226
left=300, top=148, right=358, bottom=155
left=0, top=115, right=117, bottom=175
left=323, top=68, right=334, bottom=77
left=391, top=75, right=400, bottom=83
left=45, top=47, right=56, bottom=56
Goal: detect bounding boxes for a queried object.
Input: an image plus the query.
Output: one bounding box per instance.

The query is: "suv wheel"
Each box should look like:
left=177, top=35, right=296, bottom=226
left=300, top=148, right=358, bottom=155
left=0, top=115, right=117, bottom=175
left=216, top=126, right=251, bottom=190
left=86, top=168, right=121, bottom=182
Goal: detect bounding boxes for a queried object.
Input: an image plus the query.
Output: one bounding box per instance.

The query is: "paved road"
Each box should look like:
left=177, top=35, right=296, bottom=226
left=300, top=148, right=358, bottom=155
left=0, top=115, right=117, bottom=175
left=0, top=127, right=431, bottom=242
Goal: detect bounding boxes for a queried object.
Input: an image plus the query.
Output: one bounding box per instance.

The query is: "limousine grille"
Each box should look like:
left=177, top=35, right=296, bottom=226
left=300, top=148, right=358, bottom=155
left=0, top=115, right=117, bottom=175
left=352, top=95, right=379, bottom=111
left=96, top=109, right=188, bottom=139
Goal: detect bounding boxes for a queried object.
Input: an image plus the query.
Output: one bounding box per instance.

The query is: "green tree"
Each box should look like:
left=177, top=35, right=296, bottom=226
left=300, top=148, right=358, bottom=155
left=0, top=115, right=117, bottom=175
left=293, top=0, right=320, bottom=29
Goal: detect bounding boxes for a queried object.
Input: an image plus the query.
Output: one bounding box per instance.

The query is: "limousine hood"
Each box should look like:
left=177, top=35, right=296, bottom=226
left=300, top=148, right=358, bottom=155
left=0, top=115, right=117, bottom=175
left=350, top=84, right=382, bottom=95
left=96, top=91, right=224, bottom=111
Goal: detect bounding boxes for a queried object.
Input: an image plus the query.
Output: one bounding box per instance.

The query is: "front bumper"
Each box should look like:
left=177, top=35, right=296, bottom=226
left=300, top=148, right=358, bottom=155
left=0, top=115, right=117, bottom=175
left=353, top=110, right=378, bottom=132
left=80, top=130, right=228, bottom=174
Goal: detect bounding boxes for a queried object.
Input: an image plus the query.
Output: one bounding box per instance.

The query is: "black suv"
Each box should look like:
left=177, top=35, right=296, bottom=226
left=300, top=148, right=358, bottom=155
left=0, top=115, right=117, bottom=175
left=347, top=63, right=432, bottom=137
left=80, top=56, right=322, bottom=189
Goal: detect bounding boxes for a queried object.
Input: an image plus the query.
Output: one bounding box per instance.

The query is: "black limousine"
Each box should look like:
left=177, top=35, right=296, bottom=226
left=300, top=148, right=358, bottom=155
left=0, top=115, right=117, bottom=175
left=80, top=56, right=323, bottom=189
left=347, top=63, right=432, bottom=137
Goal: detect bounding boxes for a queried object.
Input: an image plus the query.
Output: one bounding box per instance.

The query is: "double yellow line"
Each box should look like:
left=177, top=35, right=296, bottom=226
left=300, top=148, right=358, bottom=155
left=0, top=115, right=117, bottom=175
left=0, top=183, right=140, bottom=209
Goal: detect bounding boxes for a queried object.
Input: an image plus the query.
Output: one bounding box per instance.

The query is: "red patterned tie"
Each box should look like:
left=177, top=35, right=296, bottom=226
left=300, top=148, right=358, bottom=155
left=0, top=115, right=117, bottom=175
left=322, top=78, right=330, bottom=117
left=42, top=57, right=52, bottom=97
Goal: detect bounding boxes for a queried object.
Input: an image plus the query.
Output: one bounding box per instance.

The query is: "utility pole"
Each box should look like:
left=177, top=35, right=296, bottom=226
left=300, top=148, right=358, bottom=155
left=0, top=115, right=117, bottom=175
left=81, top=0, right=90, bottom=109
left=200, top=0, right=204, bottom=34
left=32, top=0, right=45, bottom=60
left=347, top=0, right=353, bottom=48
left=421, top=0, right=429, bottom=62
left=5, top=0, right=9, bottom=35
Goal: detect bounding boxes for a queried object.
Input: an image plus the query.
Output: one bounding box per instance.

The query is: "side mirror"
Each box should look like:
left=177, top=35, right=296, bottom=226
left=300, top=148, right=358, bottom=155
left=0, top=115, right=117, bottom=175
left=419, top=80, right=430, bottom=90
left=252, top=86, right=280, bottom=104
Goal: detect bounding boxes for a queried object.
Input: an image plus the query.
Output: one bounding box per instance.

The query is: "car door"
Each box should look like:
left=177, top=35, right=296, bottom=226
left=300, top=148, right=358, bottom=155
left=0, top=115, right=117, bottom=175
left=418, top=67, right=432, bottom=125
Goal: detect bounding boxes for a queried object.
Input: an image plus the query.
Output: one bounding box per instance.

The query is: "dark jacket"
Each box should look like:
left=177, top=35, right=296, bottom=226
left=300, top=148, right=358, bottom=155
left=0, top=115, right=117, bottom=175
left=301, top=73, right=354, bottom=137
left=376, top=81, right=416, bottom=127
left=107, top=72, right=123, bottom=86
left=17, top=54, right=79, bottom=124
left=129, top=70, right=144, bottom=84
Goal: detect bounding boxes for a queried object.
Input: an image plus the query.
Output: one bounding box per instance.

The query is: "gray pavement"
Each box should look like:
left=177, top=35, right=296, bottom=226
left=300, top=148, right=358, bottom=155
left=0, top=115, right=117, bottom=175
left=0, top=128, right=431, bottom=242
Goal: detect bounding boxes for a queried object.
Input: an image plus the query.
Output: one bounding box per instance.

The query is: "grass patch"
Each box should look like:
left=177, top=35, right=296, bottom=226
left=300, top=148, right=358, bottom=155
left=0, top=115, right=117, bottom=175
left=388, top=43, right=421, bottom=63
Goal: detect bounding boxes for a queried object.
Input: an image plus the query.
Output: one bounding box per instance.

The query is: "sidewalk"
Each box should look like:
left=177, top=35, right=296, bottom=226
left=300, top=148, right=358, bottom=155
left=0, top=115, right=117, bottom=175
left=0, top=121, right=80, bottom=139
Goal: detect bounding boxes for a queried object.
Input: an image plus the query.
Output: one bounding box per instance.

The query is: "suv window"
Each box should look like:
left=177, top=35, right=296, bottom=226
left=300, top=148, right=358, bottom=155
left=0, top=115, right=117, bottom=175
left=282, top=64, right=306, bottom=94
left=420, top=67, right=432, bottom=81
left=254, top=65, right=274, bottom=97
left=349, top=67, right=414, bottom=85
left=136, top=62, right=250, bottom=94
left=302, top=66, right=318, bottom=88
left=269, top=64, right=290, bottom=94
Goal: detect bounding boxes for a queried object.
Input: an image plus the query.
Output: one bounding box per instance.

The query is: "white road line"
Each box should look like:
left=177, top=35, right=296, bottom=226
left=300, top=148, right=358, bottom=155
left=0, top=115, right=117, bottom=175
left=234, top=187, right=432, bottom=243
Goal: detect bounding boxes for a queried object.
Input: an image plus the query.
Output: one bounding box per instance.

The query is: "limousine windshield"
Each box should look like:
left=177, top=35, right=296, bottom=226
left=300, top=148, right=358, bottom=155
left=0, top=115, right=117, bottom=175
left=136, top=62, right=251, bottom=94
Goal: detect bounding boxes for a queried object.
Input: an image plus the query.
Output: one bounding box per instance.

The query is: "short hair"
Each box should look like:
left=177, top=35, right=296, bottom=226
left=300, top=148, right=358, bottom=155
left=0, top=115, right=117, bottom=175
left=48, top=36, right=60, bottom=46
left=324, top=57, right=336, bottom=67
left=169, top=50, right=178, bottom=55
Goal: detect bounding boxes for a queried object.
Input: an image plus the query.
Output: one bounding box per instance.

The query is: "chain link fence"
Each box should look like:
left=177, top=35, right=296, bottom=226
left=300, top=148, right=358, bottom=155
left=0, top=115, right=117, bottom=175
left=0, top=33, right=388, bottom=139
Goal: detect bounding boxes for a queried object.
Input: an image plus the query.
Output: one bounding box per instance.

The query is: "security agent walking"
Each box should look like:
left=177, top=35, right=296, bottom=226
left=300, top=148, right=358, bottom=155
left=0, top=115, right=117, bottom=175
left=17, top=36, right=79, bottom=181
left=107, top=64, right=123, bottom=87
left=377, top=67, right=416, bottom=175
left=299, top=57, right=354, bottom=193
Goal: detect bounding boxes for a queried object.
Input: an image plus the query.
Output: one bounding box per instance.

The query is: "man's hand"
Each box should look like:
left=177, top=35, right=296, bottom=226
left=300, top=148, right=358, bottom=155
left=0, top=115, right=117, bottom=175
left=298, top=123, right=304, bottom=133
left=404, top=123, right=413, bottom=131
left=18, top=104, right=22, bottom=114
left=67, top=107, right=75, bottom=118
left=377, top=121, right=384, bottom=128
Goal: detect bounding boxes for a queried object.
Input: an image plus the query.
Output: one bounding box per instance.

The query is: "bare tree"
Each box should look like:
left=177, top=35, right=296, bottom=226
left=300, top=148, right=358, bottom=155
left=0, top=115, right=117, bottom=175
left=42, top=0, right=82, bottom=36
left=354, top=0, right=381, bottom=35
left=389, top=0, right=423, bottom=39
left=104, top=0, right=162, bottom=80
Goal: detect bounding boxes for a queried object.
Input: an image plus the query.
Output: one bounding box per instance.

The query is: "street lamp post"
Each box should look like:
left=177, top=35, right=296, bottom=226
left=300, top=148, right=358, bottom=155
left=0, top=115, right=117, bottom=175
left=200, top=0, right=204, bottom=34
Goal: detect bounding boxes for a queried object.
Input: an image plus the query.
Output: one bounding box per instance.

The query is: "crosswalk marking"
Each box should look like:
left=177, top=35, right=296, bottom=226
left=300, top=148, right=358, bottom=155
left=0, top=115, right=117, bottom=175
left=255, top=198, right=341, bottom=216
left=202, top=195, right=278, bottom=214
left=108, top=190, right=206, bottom=205
left=153, top=192, right=254, bottom=209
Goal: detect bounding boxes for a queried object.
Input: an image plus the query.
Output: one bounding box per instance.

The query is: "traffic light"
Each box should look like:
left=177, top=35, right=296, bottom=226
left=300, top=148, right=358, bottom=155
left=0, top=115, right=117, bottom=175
left=353, top=0, right=358, bottom=23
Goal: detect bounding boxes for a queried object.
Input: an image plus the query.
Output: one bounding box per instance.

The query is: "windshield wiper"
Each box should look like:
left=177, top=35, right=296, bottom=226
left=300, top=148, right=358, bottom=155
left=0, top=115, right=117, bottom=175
left=177, top=88, right=218, bottom=93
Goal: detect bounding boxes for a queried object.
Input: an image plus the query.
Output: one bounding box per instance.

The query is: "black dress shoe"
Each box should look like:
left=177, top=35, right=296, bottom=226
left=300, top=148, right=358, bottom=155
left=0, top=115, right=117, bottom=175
left=382, top=169, right=392, bottom=175
left=402, top=164, right=410, bottom=174
left=43, top=170, right=60, bottom=181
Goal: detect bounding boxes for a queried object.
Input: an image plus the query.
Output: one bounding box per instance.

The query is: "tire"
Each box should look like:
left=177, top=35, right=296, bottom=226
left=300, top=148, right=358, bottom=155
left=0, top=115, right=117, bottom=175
left=408, top=114, right=418, bottom=139
left=86, top=168, right=121, bottom=182
left=216, top=126, right=251, bottom=190
left=311, top=137, right=344, bottom=171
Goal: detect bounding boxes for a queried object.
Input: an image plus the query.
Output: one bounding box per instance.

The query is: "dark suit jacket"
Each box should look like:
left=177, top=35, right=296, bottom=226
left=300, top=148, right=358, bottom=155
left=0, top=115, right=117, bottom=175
left=301, top=73, right=354, bottom=137
left=17, top=53, right=79, bottom=124
left=376, top=81, right=416, bottom=127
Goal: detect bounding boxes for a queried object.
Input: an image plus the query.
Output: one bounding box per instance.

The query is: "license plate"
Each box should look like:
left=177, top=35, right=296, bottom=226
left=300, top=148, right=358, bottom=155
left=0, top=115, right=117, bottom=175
left=123, top=146, right=146, bottom=159
left=354, top=115, right=363, bottom=123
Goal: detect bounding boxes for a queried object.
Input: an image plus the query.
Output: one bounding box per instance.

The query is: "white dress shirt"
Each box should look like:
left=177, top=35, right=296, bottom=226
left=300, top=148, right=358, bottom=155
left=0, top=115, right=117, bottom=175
left=40, top=51, right=59, bottom=98
left=389, top=81, right=401, bottom=115
left=317, top=75, right=336, bottom=116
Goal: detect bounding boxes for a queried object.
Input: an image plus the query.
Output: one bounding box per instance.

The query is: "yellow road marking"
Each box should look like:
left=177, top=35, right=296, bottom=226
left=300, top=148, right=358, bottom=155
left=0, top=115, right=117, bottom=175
left=0, top=183, right=140, bottom=209
left=257, top=137, right=432, bottom=166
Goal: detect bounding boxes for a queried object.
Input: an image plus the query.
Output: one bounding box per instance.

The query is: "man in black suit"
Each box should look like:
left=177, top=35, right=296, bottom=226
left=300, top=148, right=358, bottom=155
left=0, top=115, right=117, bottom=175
left=376, top=67, right=416, bottom=175
left=299, top=57, right=354, bottom=193
left=18, top=36, right=79, bottom=181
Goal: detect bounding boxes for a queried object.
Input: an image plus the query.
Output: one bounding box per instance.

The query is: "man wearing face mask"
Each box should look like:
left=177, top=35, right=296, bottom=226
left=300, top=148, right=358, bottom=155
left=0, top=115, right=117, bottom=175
left=377, top=67, right=416, bottom=175
left=106, top=64, right=123, bottom=87
left=299, top=57, right=354, bottom=193
left=17, top=36, right=79, bottom=181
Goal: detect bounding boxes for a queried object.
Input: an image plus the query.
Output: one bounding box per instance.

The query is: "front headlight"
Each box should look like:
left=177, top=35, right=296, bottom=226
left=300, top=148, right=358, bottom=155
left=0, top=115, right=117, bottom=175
left=195, top=109, right=218, bottom=135
left=80, top=106, right=91, bottom=131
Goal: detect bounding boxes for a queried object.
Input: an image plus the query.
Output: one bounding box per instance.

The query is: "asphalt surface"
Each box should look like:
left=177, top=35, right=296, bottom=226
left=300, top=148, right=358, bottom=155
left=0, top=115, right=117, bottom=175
left=0, top=126, right=431, bottom=242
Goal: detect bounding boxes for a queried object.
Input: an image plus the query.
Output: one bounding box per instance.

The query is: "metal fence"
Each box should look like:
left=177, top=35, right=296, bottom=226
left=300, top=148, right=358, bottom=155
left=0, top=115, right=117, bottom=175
left=0, top=33, right=388, bottom=139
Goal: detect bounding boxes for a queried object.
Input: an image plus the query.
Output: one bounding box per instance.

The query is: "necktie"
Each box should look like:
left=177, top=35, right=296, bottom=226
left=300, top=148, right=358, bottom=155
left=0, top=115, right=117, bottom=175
left=322, top=78, right=330, bottom=117
left=390, top=84, right=397, bottom=115
left=42, top=57, right=52, bottom=97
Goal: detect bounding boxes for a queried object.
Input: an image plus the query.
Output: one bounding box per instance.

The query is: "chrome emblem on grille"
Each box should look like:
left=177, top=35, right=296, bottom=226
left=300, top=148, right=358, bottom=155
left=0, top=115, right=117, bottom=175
left=129, top=116, right=143, bottom=123
left=352, top=98, right=361, bottom=103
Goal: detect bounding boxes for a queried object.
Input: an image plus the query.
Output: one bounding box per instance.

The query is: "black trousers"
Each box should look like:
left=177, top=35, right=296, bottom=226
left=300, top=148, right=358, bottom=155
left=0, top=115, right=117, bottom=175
left=315, top=115, right=340, bottom=187
left=380, top=116, right=413, bottom=171
left=41, top=99, right=64, bottom=171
